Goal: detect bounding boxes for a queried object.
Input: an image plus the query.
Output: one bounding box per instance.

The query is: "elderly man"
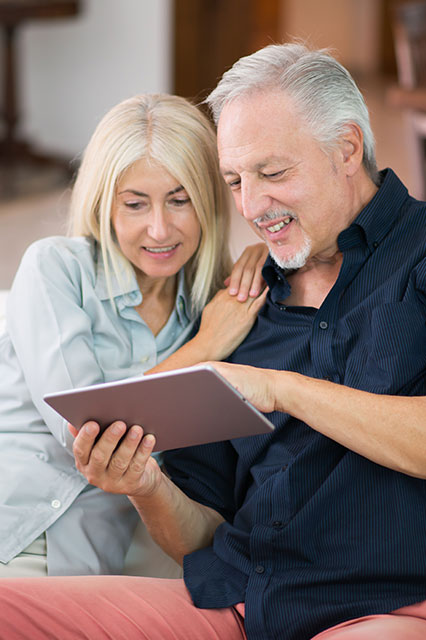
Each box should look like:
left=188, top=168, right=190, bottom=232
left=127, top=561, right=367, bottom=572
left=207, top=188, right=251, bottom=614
left=1, top=43, right=426, bottom=640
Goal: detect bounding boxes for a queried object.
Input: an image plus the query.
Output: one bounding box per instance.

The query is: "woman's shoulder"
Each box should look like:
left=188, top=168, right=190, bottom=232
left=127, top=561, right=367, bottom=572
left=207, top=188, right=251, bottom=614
left=21, top=236, right=96, bottom=269
left=24, top=235, right=94, bottom=258
left=15, top=236, right=98, bottom=288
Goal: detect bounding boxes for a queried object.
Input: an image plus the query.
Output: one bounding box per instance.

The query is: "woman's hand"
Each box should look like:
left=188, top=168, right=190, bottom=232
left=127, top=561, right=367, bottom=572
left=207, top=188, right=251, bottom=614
left=144, top=243, right=268, bottom=374
left=225, top=242, right=268, bottom=301
left=70, top=421, right=163, bottom=498
left=196, top=285, right=268, bottom=361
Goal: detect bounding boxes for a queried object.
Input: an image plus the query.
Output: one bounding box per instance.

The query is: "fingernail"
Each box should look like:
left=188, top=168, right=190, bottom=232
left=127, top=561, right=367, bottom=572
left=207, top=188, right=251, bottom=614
left=143, top=434, right=156, bottom=448
left=129, top=427, right=140, bottom=440
left=85, top=423, right=97, bottom=436
left=229, top=288, right=237, bottom=295
left=111, top=423, right=124, bottom=436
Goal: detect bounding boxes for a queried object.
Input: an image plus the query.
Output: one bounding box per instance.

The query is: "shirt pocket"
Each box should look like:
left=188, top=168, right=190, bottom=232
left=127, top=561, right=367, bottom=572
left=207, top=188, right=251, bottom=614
left=364, top=301, right=426, bottom=394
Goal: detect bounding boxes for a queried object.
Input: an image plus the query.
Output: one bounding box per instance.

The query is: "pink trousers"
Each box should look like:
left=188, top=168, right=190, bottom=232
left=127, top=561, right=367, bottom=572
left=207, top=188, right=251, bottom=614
left=0, top=575, right=425, bottom=640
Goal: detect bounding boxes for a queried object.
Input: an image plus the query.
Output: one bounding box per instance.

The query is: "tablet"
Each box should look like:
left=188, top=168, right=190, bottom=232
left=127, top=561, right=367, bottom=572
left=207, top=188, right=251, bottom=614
left=43, top=364, right=274, bottom=451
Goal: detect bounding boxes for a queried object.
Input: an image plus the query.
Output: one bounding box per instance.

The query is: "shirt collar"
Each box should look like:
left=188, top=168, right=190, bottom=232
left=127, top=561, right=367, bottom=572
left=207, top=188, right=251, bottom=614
left=175, top=269, right=193, bottom=325
left=338, top=168, right=409, bottom=252
left=94, top=245, right=192, bottom=324
left=94, top=245, right=139, bottom=302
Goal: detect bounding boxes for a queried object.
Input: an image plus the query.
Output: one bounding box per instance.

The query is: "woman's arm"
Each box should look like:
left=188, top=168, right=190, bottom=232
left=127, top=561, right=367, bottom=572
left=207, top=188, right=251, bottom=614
left=209, top=361, right=426, bottom=479
left=147, top=243, right=268, bottom=374
left=6, top=239, right=113, bottom=452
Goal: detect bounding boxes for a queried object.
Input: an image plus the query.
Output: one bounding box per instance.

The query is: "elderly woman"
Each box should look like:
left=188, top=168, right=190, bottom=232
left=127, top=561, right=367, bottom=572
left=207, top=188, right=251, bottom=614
left=0, top=93, right=267, bottom=577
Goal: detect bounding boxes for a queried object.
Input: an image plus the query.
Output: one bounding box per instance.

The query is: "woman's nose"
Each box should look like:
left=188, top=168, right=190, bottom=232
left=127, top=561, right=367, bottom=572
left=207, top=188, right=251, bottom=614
left=147, top=207, right=170, bottom=241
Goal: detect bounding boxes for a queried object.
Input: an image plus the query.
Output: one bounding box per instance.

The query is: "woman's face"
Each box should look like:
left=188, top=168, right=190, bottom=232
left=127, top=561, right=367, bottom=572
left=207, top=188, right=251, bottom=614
left=111, top=157, right=201, bottom=284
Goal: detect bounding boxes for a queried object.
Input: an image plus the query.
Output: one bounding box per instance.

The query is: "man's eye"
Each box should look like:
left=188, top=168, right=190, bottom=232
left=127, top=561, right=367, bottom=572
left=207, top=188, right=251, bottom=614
left=263, top=170, right=284, bottom=179
left=227, top=179, right=241, bottom=190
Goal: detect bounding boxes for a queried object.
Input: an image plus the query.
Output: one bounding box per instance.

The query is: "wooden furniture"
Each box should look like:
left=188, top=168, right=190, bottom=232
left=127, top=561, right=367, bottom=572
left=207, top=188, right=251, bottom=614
left=387, top=1, right=426, bottom=198
left=173, top=0, right=282, bottom=104
left=0, top=0, right=80, bottom=197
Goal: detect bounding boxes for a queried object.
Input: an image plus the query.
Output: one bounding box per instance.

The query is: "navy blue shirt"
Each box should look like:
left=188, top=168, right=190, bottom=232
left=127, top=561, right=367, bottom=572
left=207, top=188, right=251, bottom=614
left=163, top=169, right=426, bottom=640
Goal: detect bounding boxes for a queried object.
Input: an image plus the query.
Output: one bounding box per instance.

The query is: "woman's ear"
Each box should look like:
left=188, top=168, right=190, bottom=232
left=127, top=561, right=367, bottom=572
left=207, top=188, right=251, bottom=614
left=340, top=123, right=364, bottom=177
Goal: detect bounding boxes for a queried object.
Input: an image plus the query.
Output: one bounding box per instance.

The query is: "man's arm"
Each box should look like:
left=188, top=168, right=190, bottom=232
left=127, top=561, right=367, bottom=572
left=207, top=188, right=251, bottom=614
left=210, top=362, right=426, bottom=479
left=71, top=422, right=224, bottom=564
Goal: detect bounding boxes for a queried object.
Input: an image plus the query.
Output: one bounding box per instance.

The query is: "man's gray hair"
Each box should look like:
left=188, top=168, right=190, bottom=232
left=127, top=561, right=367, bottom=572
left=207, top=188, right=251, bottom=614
left=205, top=43, right=378, bottom=183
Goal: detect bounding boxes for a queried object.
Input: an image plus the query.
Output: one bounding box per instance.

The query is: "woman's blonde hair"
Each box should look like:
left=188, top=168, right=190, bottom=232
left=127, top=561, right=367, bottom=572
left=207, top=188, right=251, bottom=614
left=69, top=93, right=232, bottom=314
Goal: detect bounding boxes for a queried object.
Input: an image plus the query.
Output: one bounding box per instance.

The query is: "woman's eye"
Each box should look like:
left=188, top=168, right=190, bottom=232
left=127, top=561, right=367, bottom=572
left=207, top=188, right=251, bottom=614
left=170, top=197, right=191, bottom=207
left=124, top=201, right=145, bottom=210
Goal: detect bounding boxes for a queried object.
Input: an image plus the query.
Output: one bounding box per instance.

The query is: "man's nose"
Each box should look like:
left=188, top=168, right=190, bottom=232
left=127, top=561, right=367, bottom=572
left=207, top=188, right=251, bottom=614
left=240, top=178, right=271, bottom=222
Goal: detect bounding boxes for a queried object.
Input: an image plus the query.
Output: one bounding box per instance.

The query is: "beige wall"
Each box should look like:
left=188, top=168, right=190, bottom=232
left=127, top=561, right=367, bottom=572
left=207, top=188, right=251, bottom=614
left=281, top=0, right=382, bottom=74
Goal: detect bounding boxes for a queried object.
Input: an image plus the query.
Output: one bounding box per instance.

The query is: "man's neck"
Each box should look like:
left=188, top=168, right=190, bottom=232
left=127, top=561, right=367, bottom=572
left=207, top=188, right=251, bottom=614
left=284, top=253, right=343, bottom=309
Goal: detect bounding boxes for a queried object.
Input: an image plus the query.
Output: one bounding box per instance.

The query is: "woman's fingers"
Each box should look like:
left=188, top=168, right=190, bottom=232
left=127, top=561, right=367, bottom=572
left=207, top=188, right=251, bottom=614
left=72, top=419, right=157, bottom=494
left=227, top=243, right=268, bottom=301
left=106, top=425, right=144, bottom=479
left=246, top=286, right=269, bottom=314
left=127, top=433, right=156, bottom=477
left=72, top=420, right=101, bottom=467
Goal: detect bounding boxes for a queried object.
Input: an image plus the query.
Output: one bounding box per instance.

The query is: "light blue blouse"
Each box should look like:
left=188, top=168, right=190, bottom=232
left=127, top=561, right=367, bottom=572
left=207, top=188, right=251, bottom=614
left=0, top=236, right=196, bottom=575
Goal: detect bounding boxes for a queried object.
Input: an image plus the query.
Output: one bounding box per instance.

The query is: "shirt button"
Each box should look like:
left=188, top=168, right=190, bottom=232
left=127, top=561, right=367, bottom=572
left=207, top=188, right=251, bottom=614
left=372, top=241, right=379, bottom=249
left=319, top=321, right=328, bottom=330
left=141, top=355, right=149, bottom=363
left=51, top=499, right=61, bottom=509
left=255, top=565, right=265, bottom=574
left=272, top=521, right=283, bottom=529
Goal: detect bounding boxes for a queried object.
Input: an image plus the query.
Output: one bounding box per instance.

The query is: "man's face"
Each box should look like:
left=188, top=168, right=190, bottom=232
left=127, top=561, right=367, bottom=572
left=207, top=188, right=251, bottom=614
left=217, top=90, right=351, bottom=269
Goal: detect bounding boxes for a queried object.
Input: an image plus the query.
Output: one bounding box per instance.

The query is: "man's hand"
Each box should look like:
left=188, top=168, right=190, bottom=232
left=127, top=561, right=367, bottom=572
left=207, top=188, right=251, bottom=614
left=70, top=421, right=163, bottom=498
left=208, top=361, right=278, bottom=413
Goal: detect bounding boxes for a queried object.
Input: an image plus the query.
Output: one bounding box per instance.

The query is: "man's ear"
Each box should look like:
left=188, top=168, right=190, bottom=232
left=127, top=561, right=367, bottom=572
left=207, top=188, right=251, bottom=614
left=339, top=123, right=364, bottom=177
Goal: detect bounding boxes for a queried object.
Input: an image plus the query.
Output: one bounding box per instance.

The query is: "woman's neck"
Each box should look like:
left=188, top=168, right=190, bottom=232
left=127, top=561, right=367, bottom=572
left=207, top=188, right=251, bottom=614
left=134, top=272, right=178, bottom=336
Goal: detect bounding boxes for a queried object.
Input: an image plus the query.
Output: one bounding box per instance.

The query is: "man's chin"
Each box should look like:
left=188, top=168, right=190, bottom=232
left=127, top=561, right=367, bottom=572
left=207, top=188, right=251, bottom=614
left=268, top=245, right=311, bottom=271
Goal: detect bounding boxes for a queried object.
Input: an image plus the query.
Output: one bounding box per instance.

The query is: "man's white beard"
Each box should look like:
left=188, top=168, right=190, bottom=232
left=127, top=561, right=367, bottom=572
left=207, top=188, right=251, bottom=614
left=253, top=209, right=312, bottom=271
left=268, top=231, right=312, bottom=271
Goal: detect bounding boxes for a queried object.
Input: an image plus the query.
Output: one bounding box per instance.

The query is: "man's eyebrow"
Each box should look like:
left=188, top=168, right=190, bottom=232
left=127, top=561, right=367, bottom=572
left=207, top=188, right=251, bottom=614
left=221, top=156, right=289, bottom=175
left=117, top=185, right=186, bottom=197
